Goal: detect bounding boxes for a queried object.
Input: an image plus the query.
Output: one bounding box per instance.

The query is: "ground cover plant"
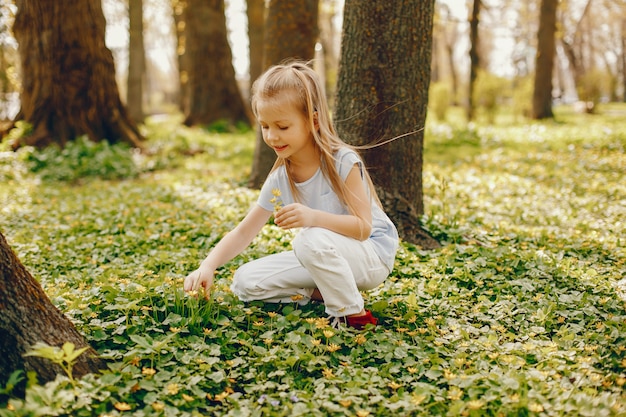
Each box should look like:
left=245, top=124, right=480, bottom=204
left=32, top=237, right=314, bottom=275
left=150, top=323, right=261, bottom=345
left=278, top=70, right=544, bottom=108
left=0, top=106, right=625, bottom=416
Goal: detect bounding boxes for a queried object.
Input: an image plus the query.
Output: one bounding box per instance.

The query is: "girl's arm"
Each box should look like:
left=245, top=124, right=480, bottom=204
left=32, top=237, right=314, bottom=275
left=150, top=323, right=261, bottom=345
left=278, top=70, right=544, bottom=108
left=184, top=204, right=272, bottom=294
left=274, top=164, right=373, bottom=241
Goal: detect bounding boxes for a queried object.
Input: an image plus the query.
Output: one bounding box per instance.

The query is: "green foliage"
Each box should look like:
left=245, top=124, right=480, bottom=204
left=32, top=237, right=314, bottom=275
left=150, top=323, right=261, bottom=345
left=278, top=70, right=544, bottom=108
left=24, top=343, right=89, bottom=386
left=23, top=136, right=138, bottom=181
left=0, top=107, right=625, bottom=416
left=577, top=68, right=612, bottom=106
left=428, top=82, right=451, bottom=122
left=474, top=70, right=510, bottom=123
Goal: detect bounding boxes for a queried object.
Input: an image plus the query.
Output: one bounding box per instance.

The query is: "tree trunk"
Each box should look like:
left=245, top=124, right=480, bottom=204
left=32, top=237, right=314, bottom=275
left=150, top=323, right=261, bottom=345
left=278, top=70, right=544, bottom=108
left=11, top=0, right=143, bottom=149
left=248, top=0, right=319, bottom=189
left=335, top=0, right=440, bottom=250
left=182, top=0, right=251, bottom=127
left=467, top=0, right=481, bottom=121
left=127, top=0, right=146, bottom=122
left=247, top=0, right=265, bottom=89
left=0, top=232, right=105, bottom=392
left=172, top=0, right=189, bottom=115
left=622, top=18, right=626, bottom=102
left=248, top=0, right=318, bottom=188
left=532, top=0, right=557, bottom=119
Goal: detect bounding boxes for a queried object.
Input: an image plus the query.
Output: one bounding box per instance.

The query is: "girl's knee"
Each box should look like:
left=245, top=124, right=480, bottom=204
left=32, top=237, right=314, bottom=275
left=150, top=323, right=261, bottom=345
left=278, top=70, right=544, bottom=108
left=293, top=227, right=337, bottom=264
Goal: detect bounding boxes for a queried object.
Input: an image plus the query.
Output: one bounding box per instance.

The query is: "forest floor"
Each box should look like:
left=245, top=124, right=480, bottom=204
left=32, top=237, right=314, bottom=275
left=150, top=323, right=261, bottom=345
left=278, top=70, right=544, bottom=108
left=0, top=104, right=625, bottom=416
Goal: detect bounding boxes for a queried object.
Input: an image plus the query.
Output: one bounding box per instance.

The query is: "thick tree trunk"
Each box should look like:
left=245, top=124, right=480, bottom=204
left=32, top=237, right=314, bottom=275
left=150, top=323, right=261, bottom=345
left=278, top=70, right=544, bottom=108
left=12, top=0, right=143, bottom=149
left=248, top=0, right=319, bottom=189
left=467, top=0, right=481, bottom=121
left=532, top=0, right=557, bottom=119
left=335, top=0, right=439, bottom=250
left=182, top=0, right=251, bottom=127
left=127, top=0, right=146, bottom=122
left=0, top=232, right=105, bottom=391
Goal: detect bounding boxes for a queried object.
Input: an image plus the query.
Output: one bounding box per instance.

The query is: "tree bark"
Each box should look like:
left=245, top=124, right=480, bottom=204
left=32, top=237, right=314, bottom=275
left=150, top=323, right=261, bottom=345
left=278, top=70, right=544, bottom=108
left=248, top=0, right=319, bottom=189
left=532, top=0, right=557, bottom=119
left=127, top=0, right=146, bottom=122
left=467, top=0, right=481, bottom=121
left=182, top=0, right=251, bottom=127
left=0, top=232, right=105, bottom=391
left=335, top=0, right=439, bottom=250
left=247, top=0, right=265, bottom=89
left=11, top=0, right=143, bottom=149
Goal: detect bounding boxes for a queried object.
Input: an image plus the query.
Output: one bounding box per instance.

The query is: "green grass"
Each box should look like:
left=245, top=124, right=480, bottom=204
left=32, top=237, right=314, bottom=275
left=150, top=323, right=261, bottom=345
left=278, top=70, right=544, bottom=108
left=0, top=105, right=625, bottom=416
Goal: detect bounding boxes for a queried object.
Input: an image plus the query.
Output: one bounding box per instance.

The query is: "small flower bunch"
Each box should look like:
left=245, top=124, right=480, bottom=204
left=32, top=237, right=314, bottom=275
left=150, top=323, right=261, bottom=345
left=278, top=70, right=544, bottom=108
left=269, top=188, right=283, bottom=212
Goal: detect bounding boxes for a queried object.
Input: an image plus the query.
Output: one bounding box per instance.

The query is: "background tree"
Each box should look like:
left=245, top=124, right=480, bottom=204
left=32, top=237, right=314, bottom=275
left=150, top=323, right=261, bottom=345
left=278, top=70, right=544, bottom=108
left=11, top=0, right=143, bottom=149
left=334, top=0, right=439, bottom=249
left=467, top=0, right=481, bottom=121
left=180, top=0, right=250, bottom=127
left=247, top=0, right=265, bottom=91
left=248, top=0, right=319, bottom=189
left=127, top=0, right=146, bottom=122
left=0, top=232, right=105, bottom=391
left=532, top=0, right=557, bottom=119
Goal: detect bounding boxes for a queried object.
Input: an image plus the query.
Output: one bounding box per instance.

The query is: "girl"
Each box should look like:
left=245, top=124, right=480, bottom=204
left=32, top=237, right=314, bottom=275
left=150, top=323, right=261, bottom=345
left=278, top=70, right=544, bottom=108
left=184, top=61, right=399, bottom=330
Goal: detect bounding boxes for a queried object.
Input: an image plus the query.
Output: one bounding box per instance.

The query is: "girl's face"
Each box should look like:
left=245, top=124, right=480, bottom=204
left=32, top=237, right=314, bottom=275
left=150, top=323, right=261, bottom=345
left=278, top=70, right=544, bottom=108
left=256, top=95, right=317, bottom=163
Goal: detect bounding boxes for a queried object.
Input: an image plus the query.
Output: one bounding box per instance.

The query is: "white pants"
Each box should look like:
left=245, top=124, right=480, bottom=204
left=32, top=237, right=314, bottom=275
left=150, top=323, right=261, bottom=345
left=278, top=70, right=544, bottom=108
left=231, top=227, right=390, bottom=317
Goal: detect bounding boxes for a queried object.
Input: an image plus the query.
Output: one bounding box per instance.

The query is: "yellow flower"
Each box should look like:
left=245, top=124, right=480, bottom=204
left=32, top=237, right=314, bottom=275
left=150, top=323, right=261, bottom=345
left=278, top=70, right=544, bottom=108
left=354, top=334, right=367, bottom=345
left=339, top=399, right=352, bottom=407
left=356, top=410, right=370, bottom=417
left=114, top=402, right=132, bottom=411
left=323, top=330, right=335, bottom=339
left=271, top=188, right=283, bottom=211
left=528, top=403, right=544, bottom=413
left=311, top=339, right=322, bottom=346
left=411, top=394, right=426, bottom=406
left=253, top=320, right=265, bottom=327
left=327, top=343, right=340, bottom=352
left=203, top=328, right=212, bottom=335
left=268, top=312, right=277, bottom=318
left=167, top=383, right=180, bottom=395
left=169, top=327, right=180, bottom=333
left=467, top=400, right=483, bottom=410
left=182, top=394, right=194, bottom=402
left=407, top=366, right=418, bottom=374
left=214, top=391, right=230, bottom=401
left=142, top=367, right=156, bottom=376
left=263, top=338, right=273, bottom=345
left=388, top=381, right=402, bottom=390
left=322, top=368, right=334, bottom=378
left=152, top=402, right=165, bottom=411
left=290, top=294, right=304, bottom=302
left=447, top=387, right=463, bottom=401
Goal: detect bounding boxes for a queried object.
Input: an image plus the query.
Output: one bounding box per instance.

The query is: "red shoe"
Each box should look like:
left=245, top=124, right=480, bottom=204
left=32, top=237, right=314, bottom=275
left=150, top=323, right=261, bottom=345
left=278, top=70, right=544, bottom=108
left=329, top=310, right=378, bottom=330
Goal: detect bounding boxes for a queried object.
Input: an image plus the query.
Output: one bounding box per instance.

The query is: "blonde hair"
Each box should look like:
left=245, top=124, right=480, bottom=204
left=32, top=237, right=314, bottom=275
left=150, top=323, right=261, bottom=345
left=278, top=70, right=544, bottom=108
left=250, top=60, right=382, bottom=214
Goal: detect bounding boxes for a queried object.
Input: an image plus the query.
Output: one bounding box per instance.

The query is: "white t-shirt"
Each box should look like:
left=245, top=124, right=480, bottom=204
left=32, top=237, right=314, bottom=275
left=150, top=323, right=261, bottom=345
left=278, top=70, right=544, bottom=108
left=257, top=147, right=399, bottom=270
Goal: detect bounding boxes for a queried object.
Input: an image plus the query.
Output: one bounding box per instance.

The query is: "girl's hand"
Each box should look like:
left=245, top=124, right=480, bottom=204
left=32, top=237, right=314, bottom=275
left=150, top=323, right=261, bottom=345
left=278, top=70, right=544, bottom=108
left=183, top=266, right=214, bottom=298
left=274, top=203, right=315, bottom=230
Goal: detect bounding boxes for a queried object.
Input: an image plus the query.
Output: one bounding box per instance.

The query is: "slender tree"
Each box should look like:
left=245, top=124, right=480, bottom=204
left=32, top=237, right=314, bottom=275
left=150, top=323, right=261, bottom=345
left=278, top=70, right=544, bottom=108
left=247, top=0, right=265, bottom=89
left=128, top=0, right=146, bottom=122
left=248, top=0, right=319, bottom=189
left=532, top=0, right=558, bottom=119
left=0, top=232, right=106, bottom=391
left=181, top=0, right=250, bottom=127
left=11, top=0, right=143, bottom=149
left=467, top=0, right=481, bottom=121
left=334, top=0, right=439, bottom=249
